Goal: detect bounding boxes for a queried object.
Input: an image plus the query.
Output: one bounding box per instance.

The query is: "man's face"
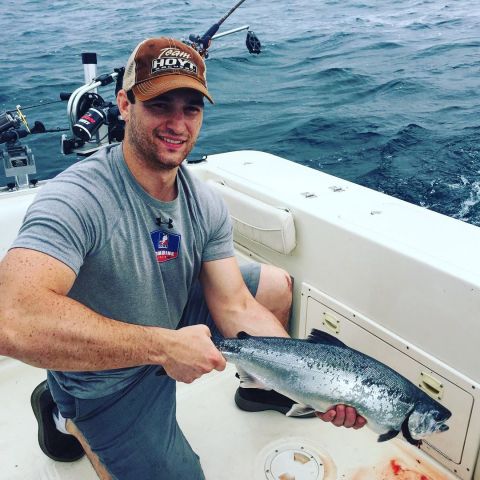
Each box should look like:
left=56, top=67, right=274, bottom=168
left=125, top=88, right=204, bottom=170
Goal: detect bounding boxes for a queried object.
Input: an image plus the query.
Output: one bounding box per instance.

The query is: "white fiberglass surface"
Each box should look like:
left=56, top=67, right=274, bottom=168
left=0, top=359, right=458, bottom=480
left=0, top=358, right=95, bottom=479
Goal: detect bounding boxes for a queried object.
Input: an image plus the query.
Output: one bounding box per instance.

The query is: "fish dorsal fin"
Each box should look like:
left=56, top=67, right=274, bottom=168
left=237, top=331, right=251, bottom=340
left=307, top=329, right=346, bottom=347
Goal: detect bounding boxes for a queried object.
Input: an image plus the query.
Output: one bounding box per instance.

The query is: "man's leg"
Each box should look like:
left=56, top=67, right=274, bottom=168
left=66, top=420, right=111, bottom=480
left=55, top=264, right=292, bottom=477
left=231, top=263, right=315, bottom=417
left=180, top=262, right=291, bottom=334
left=31, top=379, right=111, bottom=477
left=253, top=263, right=293, bottom=328
left=230, top=264, right=367, bottom=427
left=182, top=261, right=311, bottom=417
left=43, top=369, right=205, bottom=480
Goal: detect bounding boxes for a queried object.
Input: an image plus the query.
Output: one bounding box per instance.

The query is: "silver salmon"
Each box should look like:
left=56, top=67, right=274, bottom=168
left=215, top=329, right=451, bottom=445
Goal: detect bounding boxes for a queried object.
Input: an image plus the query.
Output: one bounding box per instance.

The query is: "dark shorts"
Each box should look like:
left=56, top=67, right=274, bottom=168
left=48, top=262, right=261, bottom=480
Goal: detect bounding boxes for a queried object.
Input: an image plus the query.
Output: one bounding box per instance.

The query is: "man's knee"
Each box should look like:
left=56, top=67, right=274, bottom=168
left=255, top=264, right=292, bottom=326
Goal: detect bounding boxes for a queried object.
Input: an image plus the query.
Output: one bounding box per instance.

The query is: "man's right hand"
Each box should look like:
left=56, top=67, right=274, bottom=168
left=161, top=325, right=226, bottom=383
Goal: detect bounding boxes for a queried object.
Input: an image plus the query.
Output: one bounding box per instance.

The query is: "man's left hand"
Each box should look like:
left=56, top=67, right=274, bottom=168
left=316, top=404, right=367, bottom=429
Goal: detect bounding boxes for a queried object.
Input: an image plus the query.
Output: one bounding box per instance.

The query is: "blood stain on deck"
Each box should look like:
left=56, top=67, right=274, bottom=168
left=347, top=457, right=448, bottom=480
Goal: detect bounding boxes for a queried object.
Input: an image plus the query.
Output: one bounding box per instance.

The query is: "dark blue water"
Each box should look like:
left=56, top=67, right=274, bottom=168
left=2, top=0, right=480, bottom=224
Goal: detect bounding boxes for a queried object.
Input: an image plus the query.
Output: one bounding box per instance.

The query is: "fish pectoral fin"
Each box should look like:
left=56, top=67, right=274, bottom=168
left=286, top=403, right=316, bottom=417
left=377, top=429, right=400, bottom=442
left=236, top=367, right=270, bottom=390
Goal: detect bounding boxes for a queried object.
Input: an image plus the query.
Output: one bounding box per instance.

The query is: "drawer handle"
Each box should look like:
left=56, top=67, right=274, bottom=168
left=419, top=372, right=444, bottom=400
left=322, top=313, right=340, bottom=334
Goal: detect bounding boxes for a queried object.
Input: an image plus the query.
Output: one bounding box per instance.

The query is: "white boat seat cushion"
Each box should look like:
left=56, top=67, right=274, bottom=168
left=207, top=181, right=296, bottom=255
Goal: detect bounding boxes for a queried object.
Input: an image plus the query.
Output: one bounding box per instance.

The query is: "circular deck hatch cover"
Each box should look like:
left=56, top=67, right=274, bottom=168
left=256, top=439, right=331, bottom=480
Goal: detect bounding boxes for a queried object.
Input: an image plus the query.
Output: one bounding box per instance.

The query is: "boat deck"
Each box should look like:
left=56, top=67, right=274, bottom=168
left=0, top=357, right=458, bottom=480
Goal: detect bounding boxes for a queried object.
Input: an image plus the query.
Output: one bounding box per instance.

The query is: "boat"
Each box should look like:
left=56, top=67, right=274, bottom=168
left=2, top=148, right=480, bottom=479
left=0, top=8, right=479, bottom=480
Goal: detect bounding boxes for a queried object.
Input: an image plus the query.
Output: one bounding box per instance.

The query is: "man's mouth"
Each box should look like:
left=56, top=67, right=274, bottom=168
left=158, top=135, right=186, bottom=148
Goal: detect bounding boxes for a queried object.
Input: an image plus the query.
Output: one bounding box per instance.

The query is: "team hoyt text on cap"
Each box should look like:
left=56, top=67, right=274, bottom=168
left=123, top=37, right=214, bottom=103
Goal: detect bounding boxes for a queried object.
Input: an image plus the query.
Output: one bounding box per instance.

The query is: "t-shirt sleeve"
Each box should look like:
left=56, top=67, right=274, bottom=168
left=201, top=188, right=235, bottom=262
left=10, top=180, right=106, bottom=275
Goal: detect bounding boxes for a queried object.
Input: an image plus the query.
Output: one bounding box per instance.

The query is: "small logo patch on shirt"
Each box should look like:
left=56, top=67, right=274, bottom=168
left=150, top=230, right=181, bottom=263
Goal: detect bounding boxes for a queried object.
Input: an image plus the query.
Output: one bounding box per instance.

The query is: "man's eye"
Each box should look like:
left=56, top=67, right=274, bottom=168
left=149, top=103, right=168, bottom=110
left=186, top=106, right=202, bottom=114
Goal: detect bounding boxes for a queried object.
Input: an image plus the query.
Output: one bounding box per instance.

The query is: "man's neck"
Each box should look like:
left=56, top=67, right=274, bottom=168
left=122, top=143, right=179, bottom=202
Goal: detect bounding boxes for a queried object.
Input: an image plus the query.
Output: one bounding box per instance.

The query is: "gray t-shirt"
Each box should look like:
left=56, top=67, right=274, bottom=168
left=12, top=144, right=234, bottom=398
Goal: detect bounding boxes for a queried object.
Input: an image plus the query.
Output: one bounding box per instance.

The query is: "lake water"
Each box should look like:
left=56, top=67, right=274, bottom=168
left=2, top=0, right=480, bottom=223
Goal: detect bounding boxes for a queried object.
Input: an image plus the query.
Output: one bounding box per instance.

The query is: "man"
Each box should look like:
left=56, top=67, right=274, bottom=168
left=0, top=37, right=365, bottom=479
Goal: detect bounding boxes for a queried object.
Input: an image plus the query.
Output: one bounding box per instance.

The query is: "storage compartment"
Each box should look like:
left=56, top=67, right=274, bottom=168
left=206, top=180, right=296, bottom=255
left=300, top=283, right=480, bottom=480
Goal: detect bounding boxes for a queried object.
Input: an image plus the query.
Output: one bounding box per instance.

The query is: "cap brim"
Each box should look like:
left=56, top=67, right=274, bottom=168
left=132, top=74, right=214, bottom=104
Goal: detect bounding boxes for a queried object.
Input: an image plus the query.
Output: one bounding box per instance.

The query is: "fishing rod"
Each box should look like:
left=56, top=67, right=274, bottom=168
left=1, top=0, right=263, bottom=190
left=59, top=1, right=262, bottom=155
left=6, top=0, right=261, bottom=142
left=19, top=99, right=65, bottom=111
left=188, top=0, right=261, bottom=56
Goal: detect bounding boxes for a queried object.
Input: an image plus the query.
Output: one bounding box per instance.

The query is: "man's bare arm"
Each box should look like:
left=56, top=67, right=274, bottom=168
left=199, top=257, right=288, bottom=338
left=0, top=248, right=224, bottom=380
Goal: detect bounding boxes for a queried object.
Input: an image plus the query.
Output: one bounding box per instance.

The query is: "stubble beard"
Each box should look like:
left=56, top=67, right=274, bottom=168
left=126, top=111, right=193, bottom=172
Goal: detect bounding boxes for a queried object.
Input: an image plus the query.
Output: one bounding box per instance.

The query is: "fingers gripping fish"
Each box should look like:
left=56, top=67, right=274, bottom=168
left=214, top=329, right=451, bottom=445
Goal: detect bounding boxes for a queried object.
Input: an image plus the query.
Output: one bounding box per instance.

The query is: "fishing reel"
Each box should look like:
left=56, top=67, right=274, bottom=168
left=0, top=107, right=45, bottom=189
left=61, top=3, right=262, bottom=158
left=61, top=65, right=125, bottom=156
left=185, top=0, right=261, bottom=57
left=70, top=93, right=122, bottom=143
left=187, top=26, right=261, bottom=58
left=0, top=107, right=45, bottom=144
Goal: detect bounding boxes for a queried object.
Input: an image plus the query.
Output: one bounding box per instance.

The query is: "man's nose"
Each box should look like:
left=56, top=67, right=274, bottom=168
left=165, top=109, right=186, bottom=133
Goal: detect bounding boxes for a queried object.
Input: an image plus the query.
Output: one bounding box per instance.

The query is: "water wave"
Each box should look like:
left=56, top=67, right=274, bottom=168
left=2, top=0, right=480, bottom=225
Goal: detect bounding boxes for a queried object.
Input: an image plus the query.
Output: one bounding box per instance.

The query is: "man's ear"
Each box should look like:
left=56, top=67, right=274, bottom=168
left=117, top=89, right=130, bottom=122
